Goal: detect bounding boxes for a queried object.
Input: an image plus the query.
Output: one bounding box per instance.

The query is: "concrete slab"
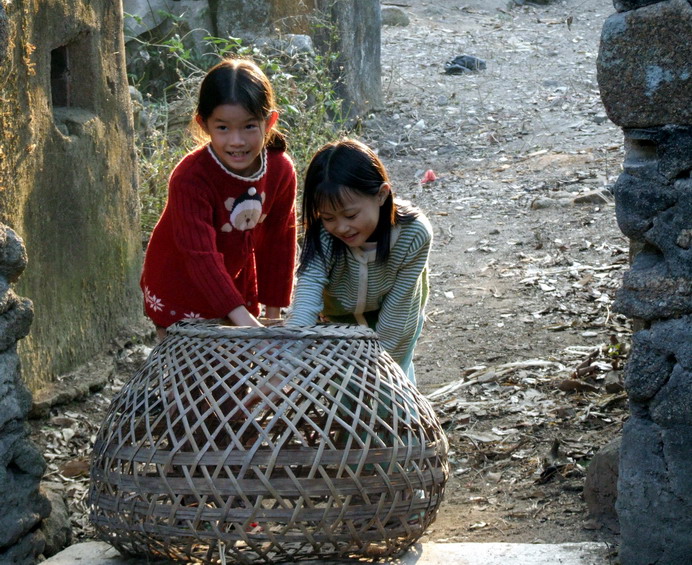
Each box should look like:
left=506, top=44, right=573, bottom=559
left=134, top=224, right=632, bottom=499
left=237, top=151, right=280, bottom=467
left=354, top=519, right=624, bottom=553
left=42, top=541, right=613, bottom=564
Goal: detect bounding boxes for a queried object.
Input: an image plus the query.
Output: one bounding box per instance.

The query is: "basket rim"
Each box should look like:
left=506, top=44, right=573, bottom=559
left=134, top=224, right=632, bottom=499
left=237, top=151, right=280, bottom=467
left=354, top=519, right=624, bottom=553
left=167, top=319, right=379, bottom=341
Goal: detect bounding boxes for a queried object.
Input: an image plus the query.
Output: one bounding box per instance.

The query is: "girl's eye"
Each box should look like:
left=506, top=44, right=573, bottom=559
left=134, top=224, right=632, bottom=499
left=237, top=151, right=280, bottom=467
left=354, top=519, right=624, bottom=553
left=345, top=214, right=357, bottom=220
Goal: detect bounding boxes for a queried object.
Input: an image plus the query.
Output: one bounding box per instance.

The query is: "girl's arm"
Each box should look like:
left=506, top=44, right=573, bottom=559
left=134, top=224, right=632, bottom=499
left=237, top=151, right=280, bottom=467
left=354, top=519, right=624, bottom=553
left=264, top=306, right=282, bottom=320
left=285, top=255, right=331, bottom=327
left=255, top=155, right=298, bottom=310
left=227, top=305, right=262, bottom=327
left=375, top=221, right=432, bottom=366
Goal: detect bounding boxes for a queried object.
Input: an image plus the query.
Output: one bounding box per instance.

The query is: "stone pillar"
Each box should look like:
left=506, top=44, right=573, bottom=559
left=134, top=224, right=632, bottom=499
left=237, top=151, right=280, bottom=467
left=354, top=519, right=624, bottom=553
left=314, top=0, right=382, bottom=117
left=0, top=225, right=51, bottom=564
left=596, top=1, right=692, bottom=563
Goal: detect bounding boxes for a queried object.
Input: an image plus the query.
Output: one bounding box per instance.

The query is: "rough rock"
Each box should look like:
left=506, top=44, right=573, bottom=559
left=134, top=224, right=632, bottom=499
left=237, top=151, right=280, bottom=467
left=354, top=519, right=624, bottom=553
left=0, top=2, right=7, bottom=64
left=597, top=0, right=692, bottom=127
left=381, top=6, right=410, bottom=27
left=614, top=0, right=667, bottom=10
left=0, top=225, right=51, bottom=562
left=623, top=125, right=692, bottom=180
left=0, top=297, right=34, bottom=352
left=617, top=413, right=692, bottom=565
left=583, top=438, right=620, bottom=530
left=0, top=226, right=28, bottom=284
left=40, top=483, right=72, bottom=558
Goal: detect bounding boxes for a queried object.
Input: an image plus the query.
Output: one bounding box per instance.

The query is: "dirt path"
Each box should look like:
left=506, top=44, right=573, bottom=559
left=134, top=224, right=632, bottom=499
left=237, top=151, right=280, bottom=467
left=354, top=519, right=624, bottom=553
left=362, top=0, right=625, bottom=549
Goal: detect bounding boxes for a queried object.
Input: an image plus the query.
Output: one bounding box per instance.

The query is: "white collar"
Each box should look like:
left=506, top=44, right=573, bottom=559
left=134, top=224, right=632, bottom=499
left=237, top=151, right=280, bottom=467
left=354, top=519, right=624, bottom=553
left=207, top=145, right=267, bottom=182
left=349, top=225, right=401, bottom=264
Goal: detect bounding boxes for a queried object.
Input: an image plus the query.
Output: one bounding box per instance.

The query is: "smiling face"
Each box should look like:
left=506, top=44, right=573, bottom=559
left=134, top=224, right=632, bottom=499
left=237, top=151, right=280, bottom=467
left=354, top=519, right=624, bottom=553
left=319, top=185, right=389, bottom=248
left=196, top=103, right=278, bottom=177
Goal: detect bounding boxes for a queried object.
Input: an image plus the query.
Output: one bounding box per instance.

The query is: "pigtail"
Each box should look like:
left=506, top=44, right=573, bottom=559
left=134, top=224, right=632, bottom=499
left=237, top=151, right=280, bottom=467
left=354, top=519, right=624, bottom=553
left=266, top=128, right=287, bottom=152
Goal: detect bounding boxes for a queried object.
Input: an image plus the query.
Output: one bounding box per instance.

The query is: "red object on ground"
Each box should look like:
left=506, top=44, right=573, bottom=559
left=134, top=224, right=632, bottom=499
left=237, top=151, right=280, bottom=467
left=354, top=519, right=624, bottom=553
left=420, top=169, right=437, bottom=183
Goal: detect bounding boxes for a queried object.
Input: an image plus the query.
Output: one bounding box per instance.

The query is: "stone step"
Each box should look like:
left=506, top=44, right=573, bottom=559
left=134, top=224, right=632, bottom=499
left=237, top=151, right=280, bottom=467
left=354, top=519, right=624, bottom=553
left=43, top=541, right=612, bottom=564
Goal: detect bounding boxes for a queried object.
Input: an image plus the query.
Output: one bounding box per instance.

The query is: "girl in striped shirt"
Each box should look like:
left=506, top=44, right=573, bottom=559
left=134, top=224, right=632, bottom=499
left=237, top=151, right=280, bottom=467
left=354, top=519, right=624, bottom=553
left=286, top=139, right=432, bottom=383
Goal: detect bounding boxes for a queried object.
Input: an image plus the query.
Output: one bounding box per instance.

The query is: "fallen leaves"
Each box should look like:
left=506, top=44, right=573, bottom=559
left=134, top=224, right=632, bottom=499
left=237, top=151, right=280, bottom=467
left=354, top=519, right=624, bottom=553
left=427, top=336, right=629, bottom=527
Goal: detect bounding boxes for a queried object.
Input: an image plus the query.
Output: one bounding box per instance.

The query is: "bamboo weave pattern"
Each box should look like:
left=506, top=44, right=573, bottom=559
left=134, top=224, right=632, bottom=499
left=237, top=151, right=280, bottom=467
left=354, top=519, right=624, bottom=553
left=88, top=320, right=448, bottom=564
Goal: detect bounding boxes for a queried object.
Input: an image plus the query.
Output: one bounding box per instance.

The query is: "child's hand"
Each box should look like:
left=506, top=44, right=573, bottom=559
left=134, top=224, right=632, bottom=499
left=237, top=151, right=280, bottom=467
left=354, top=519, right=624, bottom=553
left=241, top=340, right=290, bottom=410
left=227, top=305, right=262, bottom=327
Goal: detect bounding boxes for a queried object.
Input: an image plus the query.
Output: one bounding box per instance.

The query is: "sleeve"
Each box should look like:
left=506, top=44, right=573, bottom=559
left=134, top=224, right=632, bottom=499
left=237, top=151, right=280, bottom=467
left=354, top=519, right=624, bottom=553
left=284, top=232, right=333, bottom=327
left=255, top=155, right=297, bottom=307
left=375, top=219, right=432, bottom=365
left=168, top=168, right=246, bottom=315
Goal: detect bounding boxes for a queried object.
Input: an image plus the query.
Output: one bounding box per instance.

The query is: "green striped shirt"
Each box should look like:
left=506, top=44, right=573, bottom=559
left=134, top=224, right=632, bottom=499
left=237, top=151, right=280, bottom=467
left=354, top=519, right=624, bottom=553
left=287, top=214, right=432, bottom=370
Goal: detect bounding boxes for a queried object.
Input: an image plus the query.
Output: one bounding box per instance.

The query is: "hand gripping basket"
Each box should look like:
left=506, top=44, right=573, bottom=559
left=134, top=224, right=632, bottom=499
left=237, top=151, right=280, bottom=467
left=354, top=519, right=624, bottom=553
left=88, top=320, right=449, bottom=564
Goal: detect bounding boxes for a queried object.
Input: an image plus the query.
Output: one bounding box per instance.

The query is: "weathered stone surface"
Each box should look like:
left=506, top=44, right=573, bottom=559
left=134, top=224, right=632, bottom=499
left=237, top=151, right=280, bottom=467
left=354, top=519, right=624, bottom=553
left=621, top=317, right=692, bottom=422
left=0, top=530, right=47, bottom=565
left=623, top=324, right=678, bottom=401
left=661, top=426, right=692, bottom=498
left=617, top=416, right=692, bottom=565
left=0, top=351, right=32, bottom=428
left=0, top=280, right=9, bottom=313
left=650, top=365, right=692, bottom=427
left=0, top=229, right=51, bottom=560
left=623, top=126, right=692, bottom=180
left=583, top=438, right=620, bottom=529
left=0, top=297, right=33, bottom=352
left=257, top=34, right=315, bottom=57
left=613, top=174, right=692, bottom=319
left=614, top=0, right=669, bottom=11
left=29, top=355, right=113, bottom=419
left=215, top=0, right=270, bottom=39
left=315, top=0, right=382, bottom=116
left=0, top=433, right=51, bottom=549
left=613, top=172, right=674, bottom=239
left=603, top=0, right=692, bottom=560
left=40, top=483, right=72, bottom=558
left=124, top=0, right=214, bottom=62
left=614, top=261, right=692, bottom=319
left=0, top=226, right=28, bottom=284
left=597, top=0, right=692, bottom=127
left=2, top=0, right=143, bottom=390
left=645, top=178, right=692, bottom=269
left=382, top=6, right=410, bottom=26
left=214, top=0, right=315, bottom=39
left=0, top=3, right=7, bottom=65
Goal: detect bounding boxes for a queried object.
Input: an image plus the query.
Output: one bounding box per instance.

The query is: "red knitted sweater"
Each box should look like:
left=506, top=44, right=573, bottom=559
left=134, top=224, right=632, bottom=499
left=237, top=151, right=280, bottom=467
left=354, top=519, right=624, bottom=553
left=140, top=145, right=297, bottom=327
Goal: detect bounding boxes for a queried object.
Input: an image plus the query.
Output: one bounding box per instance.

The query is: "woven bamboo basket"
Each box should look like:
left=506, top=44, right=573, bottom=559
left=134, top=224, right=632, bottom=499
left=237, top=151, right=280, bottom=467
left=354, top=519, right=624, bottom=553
left=88, top=320, right=448, bottom=564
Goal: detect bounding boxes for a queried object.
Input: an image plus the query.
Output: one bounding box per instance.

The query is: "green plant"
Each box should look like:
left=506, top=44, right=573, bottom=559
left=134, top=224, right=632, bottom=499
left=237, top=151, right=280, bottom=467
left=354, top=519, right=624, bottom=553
left=128, top=22, right=347, bottom=242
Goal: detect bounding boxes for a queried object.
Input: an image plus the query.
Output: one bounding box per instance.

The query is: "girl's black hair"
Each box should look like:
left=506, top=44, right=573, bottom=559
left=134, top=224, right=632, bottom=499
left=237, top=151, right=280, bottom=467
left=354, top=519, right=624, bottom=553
left=196, top=58, right=286, bottom=151
left=298, top=138, right=419, bottom=272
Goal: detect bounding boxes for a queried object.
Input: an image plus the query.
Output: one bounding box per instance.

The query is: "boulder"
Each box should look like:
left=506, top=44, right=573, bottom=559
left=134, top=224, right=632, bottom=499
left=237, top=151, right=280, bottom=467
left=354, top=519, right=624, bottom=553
left=597, top=0, right=692, bottom=127
left=584, top=438, right=620, bottom=531
left=381, top=6, right=410, bottom=27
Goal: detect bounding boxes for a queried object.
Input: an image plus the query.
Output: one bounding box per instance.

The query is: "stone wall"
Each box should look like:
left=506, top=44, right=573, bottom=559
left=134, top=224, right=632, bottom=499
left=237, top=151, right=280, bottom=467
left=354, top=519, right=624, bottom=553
left=597, top=1, right=692, bottom=562
left=0, top=0, right=142, bottom=390
left=0, top=225, right=51, bottom=564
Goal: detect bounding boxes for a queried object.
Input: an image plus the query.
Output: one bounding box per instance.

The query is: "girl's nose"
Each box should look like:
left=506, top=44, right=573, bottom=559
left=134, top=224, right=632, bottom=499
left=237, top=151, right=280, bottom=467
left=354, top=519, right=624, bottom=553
left=335, top=220, right=350, bottom=235
left=227, top=130, right=244, bottom=145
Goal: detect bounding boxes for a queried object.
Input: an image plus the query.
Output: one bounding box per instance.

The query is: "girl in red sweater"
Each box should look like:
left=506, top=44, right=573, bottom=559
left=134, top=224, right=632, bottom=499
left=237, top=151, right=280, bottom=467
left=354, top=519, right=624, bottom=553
left=141, top=59, right=297, bottom=339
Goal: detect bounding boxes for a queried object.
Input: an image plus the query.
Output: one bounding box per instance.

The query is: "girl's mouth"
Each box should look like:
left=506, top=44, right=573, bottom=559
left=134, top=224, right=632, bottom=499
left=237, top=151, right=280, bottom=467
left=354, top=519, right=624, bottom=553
left=341, top=233, right=358, bottom=243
